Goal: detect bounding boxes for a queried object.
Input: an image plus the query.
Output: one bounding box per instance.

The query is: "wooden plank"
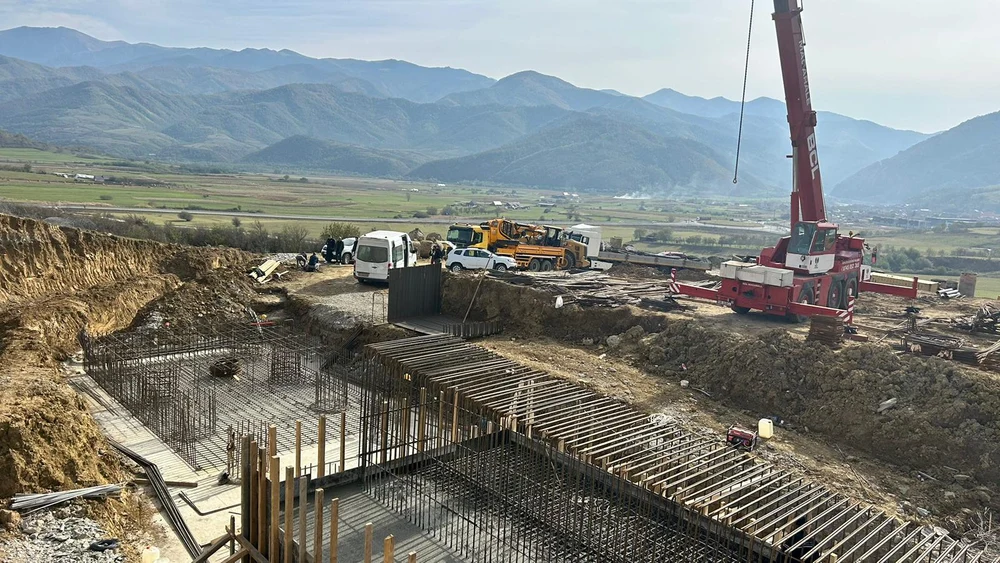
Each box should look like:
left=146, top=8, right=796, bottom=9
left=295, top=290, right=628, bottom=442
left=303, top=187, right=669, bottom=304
left=268, top=456, right=280, bottom=558
left=283, top=466, right=294, bottom=563
left=364, top=522, right=374, bottom=563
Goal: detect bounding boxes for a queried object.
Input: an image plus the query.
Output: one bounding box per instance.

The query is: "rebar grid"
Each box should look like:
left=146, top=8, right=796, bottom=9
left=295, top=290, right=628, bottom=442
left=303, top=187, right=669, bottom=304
left=356, top=335, right=999, bottom=563
left=80, top=320, right=351, bottom=473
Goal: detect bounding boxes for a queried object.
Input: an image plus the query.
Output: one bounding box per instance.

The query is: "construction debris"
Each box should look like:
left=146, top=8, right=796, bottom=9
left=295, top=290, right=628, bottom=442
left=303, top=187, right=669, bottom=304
left=878, top=398, right=899, bottom=413
left=10, top=484, right=122, bottom=514
left=487, top=270, right=715, bottom=310
left=953, top=303, right=1000, bottom=334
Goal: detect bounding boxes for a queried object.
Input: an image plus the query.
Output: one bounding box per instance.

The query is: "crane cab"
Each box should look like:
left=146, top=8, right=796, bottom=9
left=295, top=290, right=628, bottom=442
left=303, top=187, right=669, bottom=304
left=785, top=221, right=838, bottom=274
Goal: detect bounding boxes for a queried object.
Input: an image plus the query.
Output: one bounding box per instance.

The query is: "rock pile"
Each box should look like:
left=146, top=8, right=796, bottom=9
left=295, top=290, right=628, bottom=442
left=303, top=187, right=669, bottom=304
left=0, top=506, right=124, bottom=562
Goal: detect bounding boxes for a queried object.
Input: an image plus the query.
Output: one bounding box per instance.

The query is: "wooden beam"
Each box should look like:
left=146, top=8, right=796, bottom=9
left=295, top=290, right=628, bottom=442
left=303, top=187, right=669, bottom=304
left=233, top=533, right=273, bottom=563
left=283, top=466, right=294, bottom=563
left=329, top=497, right=340, bottom=563
left=383, top=535, right=394, bottom=563
left=363, top=522, right=374, bottom=563
left=268, top=456, right=280, bottom=558
left=298, top=475, right=309, bottom=562
left=313, top=488, right=325, bottom=563
left=191, top=533, right=232, bottom=563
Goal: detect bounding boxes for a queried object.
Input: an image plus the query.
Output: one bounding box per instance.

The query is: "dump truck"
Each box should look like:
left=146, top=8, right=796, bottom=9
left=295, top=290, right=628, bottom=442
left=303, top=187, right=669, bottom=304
left=446, top=218, right=589, bottom=271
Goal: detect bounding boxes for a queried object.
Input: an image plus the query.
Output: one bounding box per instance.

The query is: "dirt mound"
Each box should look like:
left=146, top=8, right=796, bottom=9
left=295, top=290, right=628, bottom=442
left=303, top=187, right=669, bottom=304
left=442, top=274, right=667, bottom=339
left=0, top=214, right=251, bottom=498
left=613, top=321, right=1000, bottom=512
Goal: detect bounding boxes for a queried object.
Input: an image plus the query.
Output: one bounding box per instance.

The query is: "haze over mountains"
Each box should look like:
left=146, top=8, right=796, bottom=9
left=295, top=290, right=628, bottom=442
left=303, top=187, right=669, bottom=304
left=1, top=25, right=990, bottom=201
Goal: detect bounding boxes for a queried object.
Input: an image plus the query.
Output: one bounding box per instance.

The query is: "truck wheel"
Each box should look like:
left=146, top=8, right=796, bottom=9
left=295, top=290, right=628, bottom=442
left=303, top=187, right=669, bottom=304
left=845, top=276, right=859, bottom=304
left=732, top=306, right=751, bottom=315
left=450, top=263, right=463, bottom=273
left=827, top=280, right=844, bottom=309
left=789, top=286, right=814, bottom=323
left=541, top=260, right=554, bottom=272
left=528, top=259, right=541, bottom=272
left=565, top=252, right=577, bottom=269
left=494, top=264, right=508, bottom=272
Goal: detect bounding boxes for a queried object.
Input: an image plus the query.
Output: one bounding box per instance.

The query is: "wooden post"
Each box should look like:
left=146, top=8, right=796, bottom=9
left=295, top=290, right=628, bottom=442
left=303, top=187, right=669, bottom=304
left=240, top=436, right=250, bottom=562
left=363, top=522, right=374, bottom=563
left=451, top=388, right=460, bottom=443
left=283, top=466, right=294, bottom=563
left=329, top=497, right=340, bottom=563
left=230, top=514, right=236, bottom=556
left=318, top=415, right=327, bottom=479
left=437, top=391, right=446, bottom=449
left=313, top=489, right=325, bottom=563
left=380, top=400, right=389, bottom=465
left=417, top=387, right=427, bottom=453
left=408, top=552, right=417, bottom=563
left=383, top=535, right=394, bottom=563
left=257, top=448, right=267, bottom=551
left=298, top=475, right=308, bottom=562
left=269, top=456, right=280, bottom=558
left=295, top=420, right=302, bottom=477
left=339, top=411, right=347, bottom=473
left=267, top=425, right=277, bottom=459
left=248, top=441, right=258, bottom=550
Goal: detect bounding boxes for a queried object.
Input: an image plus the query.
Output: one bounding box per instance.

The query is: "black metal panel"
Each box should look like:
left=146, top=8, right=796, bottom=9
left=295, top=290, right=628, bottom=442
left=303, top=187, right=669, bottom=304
left=387, top=264, right=442, bottom=322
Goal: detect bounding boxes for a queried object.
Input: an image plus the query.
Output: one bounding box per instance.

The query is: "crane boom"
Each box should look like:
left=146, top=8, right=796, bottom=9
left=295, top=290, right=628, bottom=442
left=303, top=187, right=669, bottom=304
left=773, top=0, right=826, bottom=224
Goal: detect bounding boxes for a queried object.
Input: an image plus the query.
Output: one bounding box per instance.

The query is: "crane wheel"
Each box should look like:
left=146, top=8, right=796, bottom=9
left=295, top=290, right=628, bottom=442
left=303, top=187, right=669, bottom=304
left=541, top=260, right=554, bottom=272
left=845, top=276, right=859, bottom=305
left=788, top=286, right=814, bottom=323
left=528, top=259, right=541, bottom=272
left=827, top=280, right=844, bottom=309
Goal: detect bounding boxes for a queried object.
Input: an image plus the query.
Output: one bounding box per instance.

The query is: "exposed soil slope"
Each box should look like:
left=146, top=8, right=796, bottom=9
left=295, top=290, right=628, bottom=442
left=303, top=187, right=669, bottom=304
left=0, top=214, right=249, bottom=497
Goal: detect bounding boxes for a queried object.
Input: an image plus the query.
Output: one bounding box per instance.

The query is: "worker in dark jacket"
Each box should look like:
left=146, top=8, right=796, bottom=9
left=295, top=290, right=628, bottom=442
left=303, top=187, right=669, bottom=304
left=306, top=253, right=320, bottom=272
left=430, top=243, right=444, bottom=265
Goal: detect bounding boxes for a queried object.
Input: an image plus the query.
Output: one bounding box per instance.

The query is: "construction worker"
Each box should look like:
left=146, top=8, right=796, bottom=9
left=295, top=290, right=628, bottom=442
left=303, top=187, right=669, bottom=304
left=430, top=243, right=444, bottom=265
left=306, top=252, right=320, bottom=272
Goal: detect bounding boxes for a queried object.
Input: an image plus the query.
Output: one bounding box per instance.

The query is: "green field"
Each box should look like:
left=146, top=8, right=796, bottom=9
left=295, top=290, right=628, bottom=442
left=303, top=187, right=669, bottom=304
left=0, top=148, right=103, bottom=164
left=2, top=148, right=997, bottom=275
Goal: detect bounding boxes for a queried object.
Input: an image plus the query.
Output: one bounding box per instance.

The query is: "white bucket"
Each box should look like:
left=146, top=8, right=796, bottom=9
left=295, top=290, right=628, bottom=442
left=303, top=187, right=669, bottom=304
left=758, top=418, right=774, bottom=440
left=141, top=546, right=161, bottom=563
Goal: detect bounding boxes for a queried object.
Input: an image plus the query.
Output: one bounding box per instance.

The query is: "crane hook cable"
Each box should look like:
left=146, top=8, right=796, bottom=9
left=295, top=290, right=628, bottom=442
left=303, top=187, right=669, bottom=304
left=733, top=0, right=755, bottom=184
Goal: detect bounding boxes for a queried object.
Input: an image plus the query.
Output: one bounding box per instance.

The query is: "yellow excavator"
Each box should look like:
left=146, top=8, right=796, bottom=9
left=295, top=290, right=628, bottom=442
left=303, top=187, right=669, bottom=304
left=446, top=218, right=589, bottom=271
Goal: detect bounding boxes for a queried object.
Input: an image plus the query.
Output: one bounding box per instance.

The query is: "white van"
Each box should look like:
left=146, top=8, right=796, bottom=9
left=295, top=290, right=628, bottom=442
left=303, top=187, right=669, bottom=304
left=353, top=231, right=418, bottom=283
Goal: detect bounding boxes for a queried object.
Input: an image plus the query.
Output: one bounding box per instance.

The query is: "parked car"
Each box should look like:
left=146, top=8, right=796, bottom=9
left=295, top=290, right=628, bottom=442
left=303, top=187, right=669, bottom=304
left=446, top=248, right=516, bottom=272
left=321, top=237, right=357, bottom=264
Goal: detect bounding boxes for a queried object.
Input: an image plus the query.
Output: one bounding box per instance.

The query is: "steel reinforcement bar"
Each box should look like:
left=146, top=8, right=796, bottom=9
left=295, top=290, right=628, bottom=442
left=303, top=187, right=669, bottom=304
left=361, top=334, right=998, bottom=563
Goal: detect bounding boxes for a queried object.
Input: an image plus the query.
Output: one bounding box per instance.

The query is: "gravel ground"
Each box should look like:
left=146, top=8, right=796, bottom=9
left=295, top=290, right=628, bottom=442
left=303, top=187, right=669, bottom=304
left=0, top=506, right=125, bottom=563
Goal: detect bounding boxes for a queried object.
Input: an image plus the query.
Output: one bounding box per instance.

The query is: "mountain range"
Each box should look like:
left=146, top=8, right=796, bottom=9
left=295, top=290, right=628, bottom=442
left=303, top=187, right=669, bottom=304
left=0, top=25, right=987, bottom=201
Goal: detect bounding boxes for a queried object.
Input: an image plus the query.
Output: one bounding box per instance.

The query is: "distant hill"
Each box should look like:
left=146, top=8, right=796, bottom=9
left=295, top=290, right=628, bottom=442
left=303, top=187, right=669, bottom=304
left=835, top=111, right=1000, bottom=203
left=0, top=55, right=103, bottom=102
left=0, top=81, right=569, bottom=160
left=438, top=71, right=619, bottom=111
left=0, top=26, right=937, bottom=196
left=642, top=88, right=930, bottom=188
left=408, top=115, right=766, bottom=195
left=0, top=129, right=48, bottom=149
left=0, top=27, right=496, bottom=103
left=242, top=135, right=427, bottom=177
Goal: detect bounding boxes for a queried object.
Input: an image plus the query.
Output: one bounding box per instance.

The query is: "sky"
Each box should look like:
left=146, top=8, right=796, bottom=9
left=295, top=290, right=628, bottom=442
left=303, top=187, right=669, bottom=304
left=3, top=0, right=998, bottom=133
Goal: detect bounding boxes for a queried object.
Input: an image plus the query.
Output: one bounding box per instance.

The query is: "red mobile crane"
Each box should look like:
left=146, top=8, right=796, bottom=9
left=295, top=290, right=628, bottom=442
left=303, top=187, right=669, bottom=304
left=674, top=0, right=917, bottom=321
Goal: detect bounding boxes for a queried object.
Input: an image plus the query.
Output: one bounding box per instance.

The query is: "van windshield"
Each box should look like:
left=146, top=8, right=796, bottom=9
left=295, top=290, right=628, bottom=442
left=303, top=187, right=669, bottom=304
left=357, top=244, right=388, bottom=263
